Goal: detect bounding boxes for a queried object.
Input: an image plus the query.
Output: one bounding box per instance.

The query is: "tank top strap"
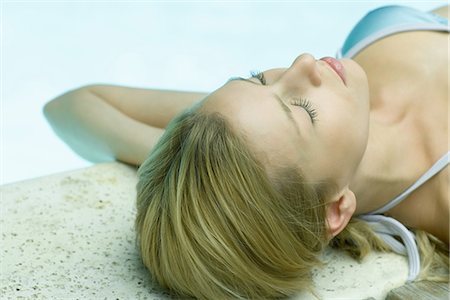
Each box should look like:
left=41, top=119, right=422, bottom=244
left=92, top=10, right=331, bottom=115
left=359, top=151, right=449, bottom=282
left=369, top=151, right=450, bottom=215
left=357, top=214, right=420, bottom=281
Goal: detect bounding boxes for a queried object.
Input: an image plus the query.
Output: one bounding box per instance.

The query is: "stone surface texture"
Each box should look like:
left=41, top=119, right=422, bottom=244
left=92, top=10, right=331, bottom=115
left=1, top=162, right=408, bottom=299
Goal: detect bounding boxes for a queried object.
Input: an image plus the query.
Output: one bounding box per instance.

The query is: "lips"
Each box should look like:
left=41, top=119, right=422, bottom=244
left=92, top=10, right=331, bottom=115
left=320, top=57, right=346, bottom=85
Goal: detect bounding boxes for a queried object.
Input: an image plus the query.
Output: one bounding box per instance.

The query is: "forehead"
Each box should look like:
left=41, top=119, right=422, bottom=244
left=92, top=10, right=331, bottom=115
left=200, top=80, right=304, bottom=167
left=204, top=80, right=259, bottom=106
left=202, top=80, right=279, bottom=128
left=200, top=80, right=262, bottom=126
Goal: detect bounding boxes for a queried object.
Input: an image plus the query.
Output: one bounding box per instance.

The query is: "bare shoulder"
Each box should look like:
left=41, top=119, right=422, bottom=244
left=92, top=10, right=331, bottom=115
left=431, top=5, right=449, bottom=19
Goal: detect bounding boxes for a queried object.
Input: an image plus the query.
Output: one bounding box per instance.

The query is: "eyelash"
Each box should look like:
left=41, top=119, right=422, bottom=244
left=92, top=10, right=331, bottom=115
left=250, top=70, right=266, bottom=85
left=291, top=98, right=319, bottom=123
left=250, top=70, right=318, bottom=123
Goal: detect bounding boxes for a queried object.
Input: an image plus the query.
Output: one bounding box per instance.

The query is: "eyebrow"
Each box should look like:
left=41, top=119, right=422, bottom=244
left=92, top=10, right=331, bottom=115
left=228, top=77, right=301, bottom=135
left=227, top=76, right=260, bottom=85
left=274, top=94, right=301, bottom=136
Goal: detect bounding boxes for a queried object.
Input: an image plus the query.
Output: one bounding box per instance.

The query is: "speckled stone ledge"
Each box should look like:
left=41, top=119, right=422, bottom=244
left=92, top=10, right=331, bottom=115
left=1, top=162, right=408, bottom=299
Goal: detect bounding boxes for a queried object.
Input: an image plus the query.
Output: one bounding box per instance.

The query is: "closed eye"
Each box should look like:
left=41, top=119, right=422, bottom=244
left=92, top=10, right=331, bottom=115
left=250, top=70, right=266, bottom=85
left=291, top=98, right=318, bottom=124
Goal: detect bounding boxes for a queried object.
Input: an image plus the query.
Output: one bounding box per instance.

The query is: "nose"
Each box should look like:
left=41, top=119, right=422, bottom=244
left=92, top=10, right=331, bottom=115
left=281, top=53, right=321, bottom=87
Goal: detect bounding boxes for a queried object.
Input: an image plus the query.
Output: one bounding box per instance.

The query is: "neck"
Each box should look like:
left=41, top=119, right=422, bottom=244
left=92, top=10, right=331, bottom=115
left=350, top=83, right=417, bottom=215
left=351, top=119, right=391, bottom=215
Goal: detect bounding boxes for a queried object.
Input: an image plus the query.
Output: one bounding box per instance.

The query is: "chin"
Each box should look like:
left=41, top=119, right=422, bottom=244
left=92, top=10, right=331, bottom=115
left=344, top=58, right=368, bottom=82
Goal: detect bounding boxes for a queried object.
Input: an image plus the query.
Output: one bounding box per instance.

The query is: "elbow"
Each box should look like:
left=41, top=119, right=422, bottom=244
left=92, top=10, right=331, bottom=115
left=43, top=97, right=59, bottom=122
left=43, top=85, right=93, bottom=122
left=43, top=96, right=62, bottom=126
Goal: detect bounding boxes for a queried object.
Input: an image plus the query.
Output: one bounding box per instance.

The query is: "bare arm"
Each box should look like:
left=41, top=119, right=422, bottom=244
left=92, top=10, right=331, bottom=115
left=431, top=5, right=449, bottom=19
left=43, top=84, right=207, bottom=165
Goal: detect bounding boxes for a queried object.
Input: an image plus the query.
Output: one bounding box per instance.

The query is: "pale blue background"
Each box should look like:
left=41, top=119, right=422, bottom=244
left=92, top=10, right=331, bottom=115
left=2, top=0, right=447, bottom=184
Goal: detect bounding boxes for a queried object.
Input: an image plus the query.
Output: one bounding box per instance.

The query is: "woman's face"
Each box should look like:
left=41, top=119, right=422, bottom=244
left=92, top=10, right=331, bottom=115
left=201, top=53, right=370, bottom=191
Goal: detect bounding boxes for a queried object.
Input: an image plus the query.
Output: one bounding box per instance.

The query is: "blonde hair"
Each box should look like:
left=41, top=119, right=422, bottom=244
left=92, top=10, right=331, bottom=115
left=135, top=105, right=449, bottom=299
left=135, top=107, right=333, bottom=299
left=331, top=219, right=449, bottom=282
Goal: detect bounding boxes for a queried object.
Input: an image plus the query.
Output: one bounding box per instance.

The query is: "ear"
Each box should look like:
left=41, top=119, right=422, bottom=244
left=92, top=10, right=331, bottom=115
left=325, top=186, right=356, bottom=239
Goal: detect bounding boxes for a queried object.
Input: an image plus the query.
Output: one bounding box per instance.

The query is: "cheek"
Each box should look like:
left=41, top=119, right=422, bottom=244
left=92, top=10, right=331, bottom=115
left=318, top=88, right=369, bottom=152
left=319, top=111, right=364, bottom=170
left=349, top=62, right=370, bottom=104
left=343, top=59, right=368, bottom=83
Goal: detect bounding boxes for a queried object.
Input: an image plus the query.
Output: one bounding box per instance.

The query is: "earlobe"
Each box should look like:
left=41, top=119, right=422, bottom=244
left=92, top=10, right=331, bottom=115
left=326, top=187, right=356, bottom=239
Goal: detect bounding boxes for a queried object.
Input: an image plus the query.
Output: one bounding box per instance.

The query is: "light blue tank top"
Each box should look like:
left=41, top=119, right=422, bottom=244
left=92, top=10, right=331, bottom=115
left=336, top=5, right=449, bottom=282
left=337, top=5, right=449, bottom=58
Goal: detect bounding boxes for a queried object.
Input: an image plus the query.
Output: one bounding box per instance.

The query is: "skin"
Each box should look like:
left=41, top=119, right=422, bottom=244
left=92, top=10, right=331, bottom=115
left=200, top=54, right=370, bottom=237
left=44, top=6, right=449, bottom=243
left=350, top=29, right=449, bottom=243
left=200, top=16, right=449, bottom=242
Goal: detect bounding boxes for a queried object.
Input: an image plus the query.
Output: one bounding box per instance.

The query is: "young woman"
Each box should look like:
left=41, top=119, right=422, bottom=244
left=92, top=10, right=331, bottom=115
left=44, top=5, right=449, bottom=299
